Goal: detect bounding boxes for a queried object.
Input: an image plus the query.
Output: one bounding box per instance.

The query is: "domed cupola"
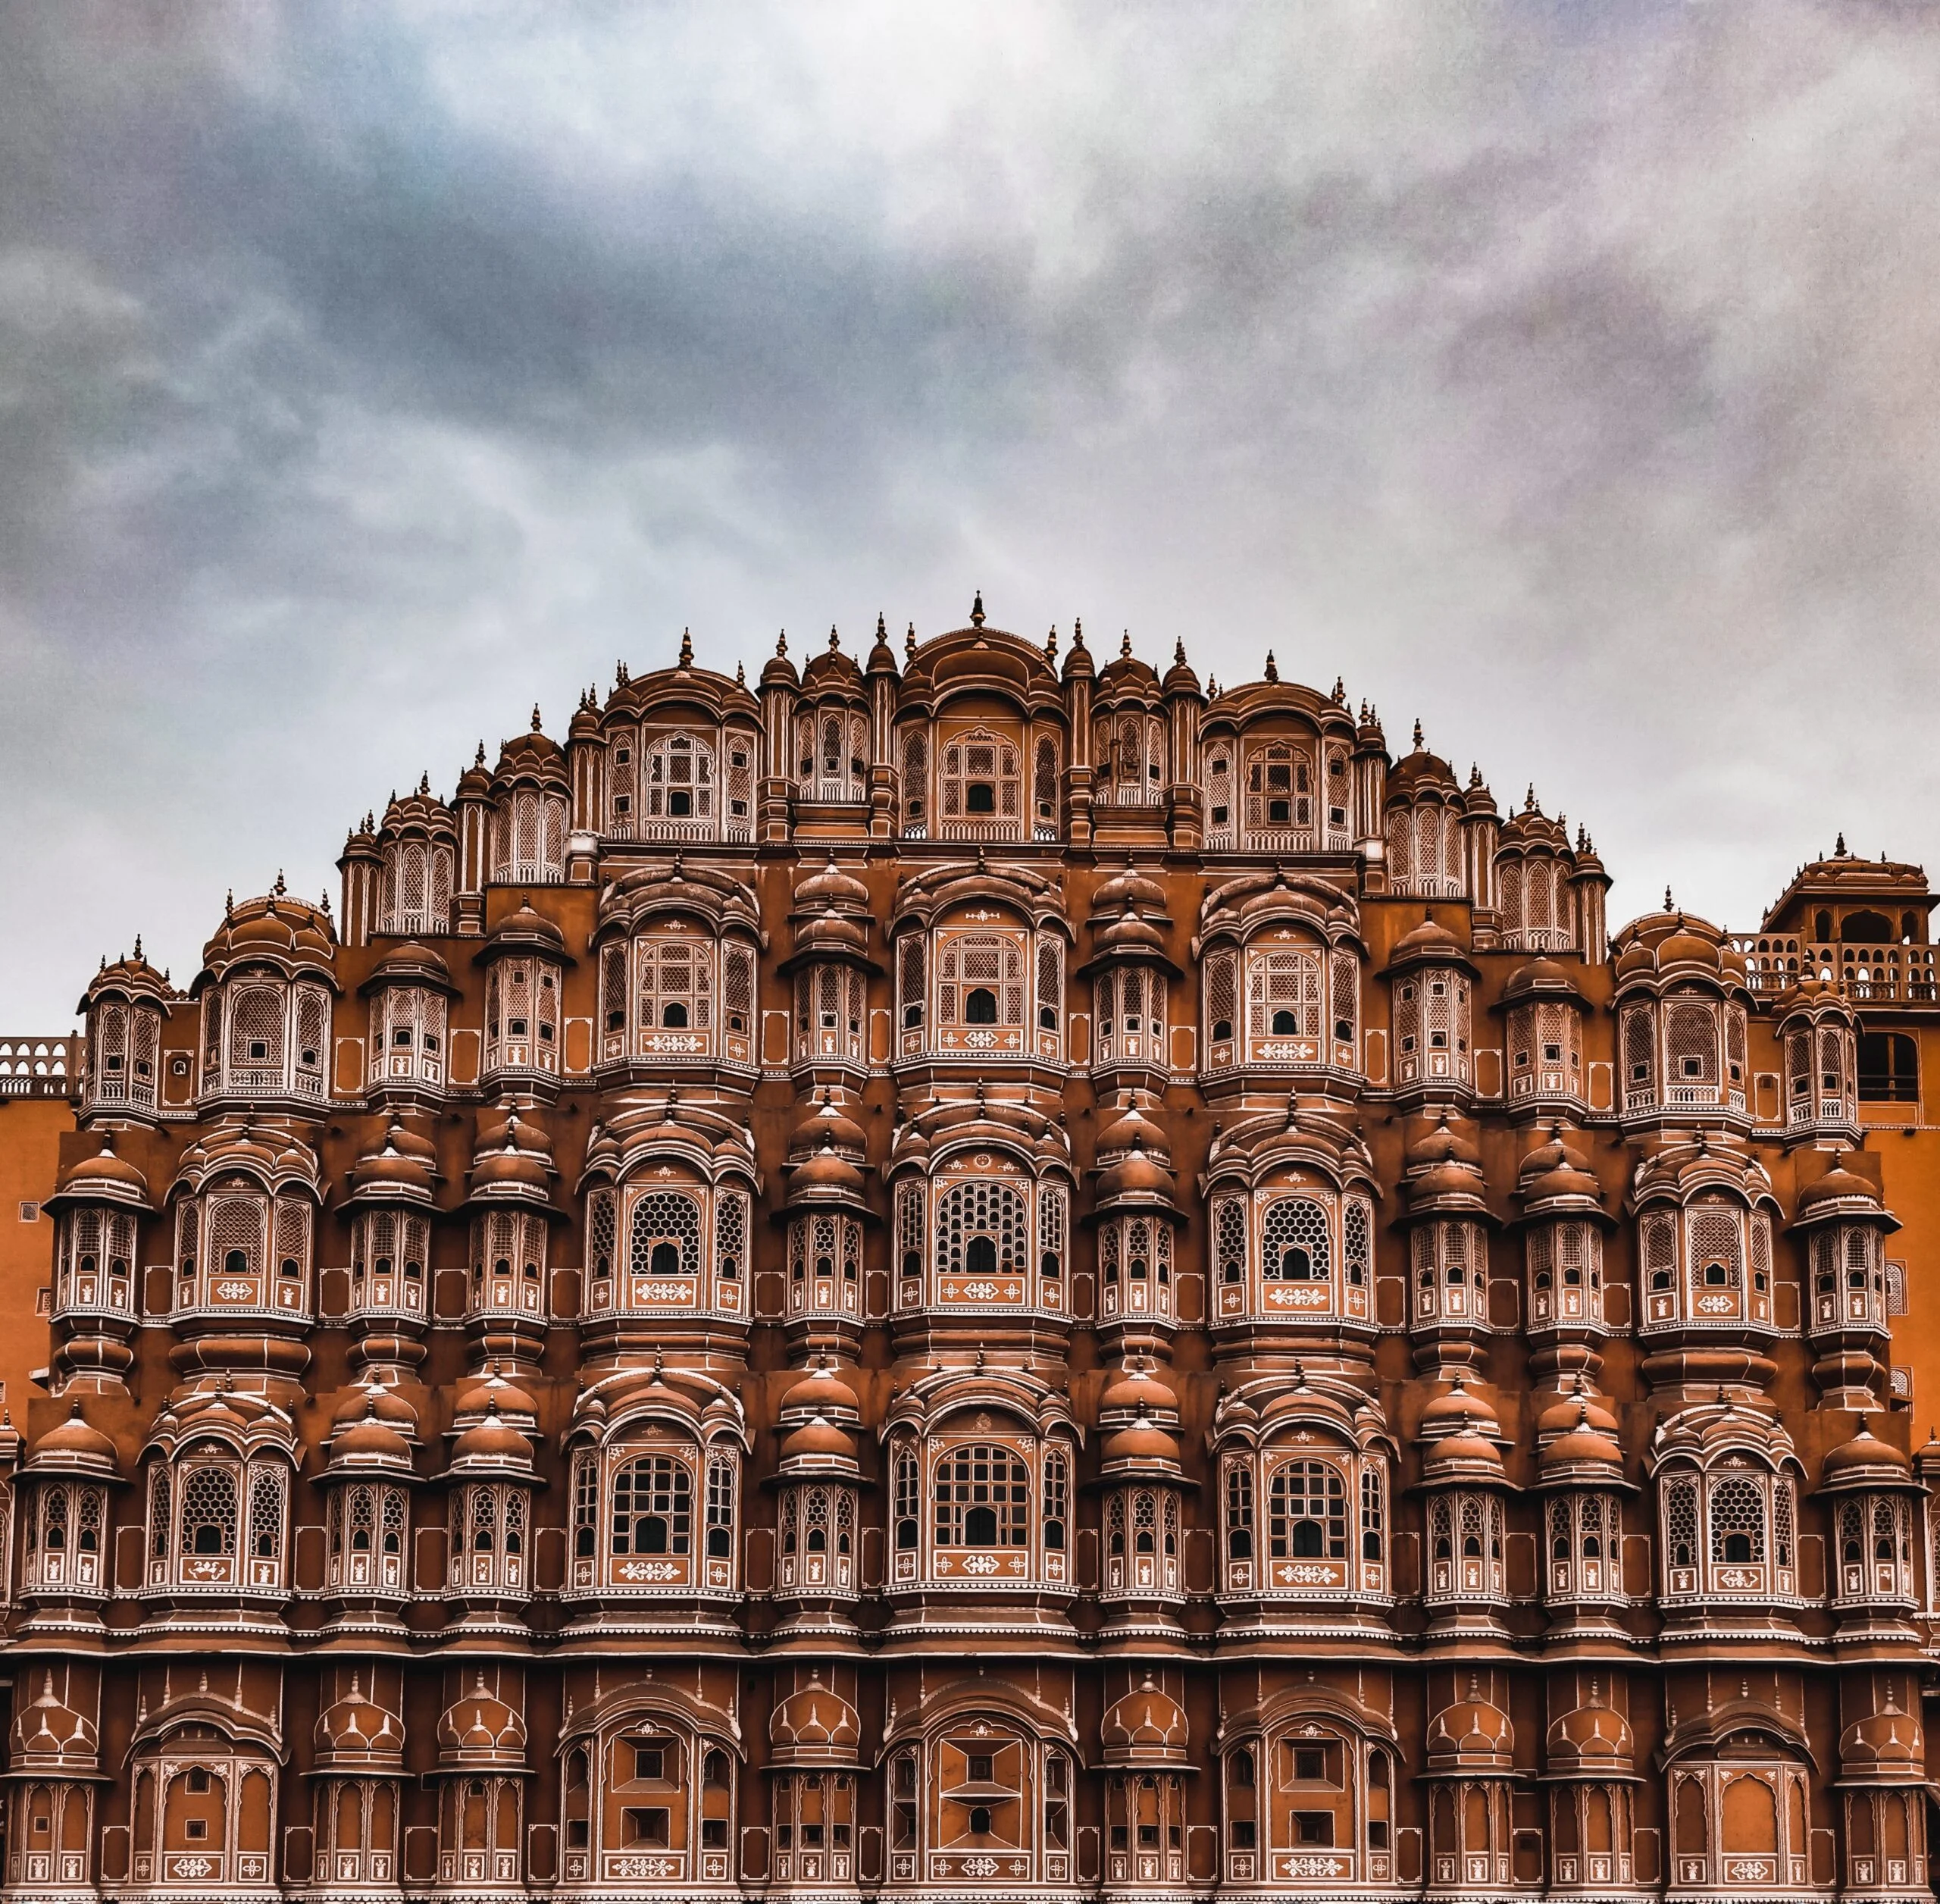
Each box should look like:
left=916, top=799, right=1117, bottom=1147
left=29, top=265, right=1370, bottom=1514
left=1425, top=1673, right=1515, bottom=1774
left=1610, top=905, right=1754, bottom=1131
left=1088, top=1094, right=1183, bottom=1346
left=1513, top=1122, right=1615, bottom=1370
left=360, top=938, right=458, bottom=1099
left=781, top=856, right=876, bottom=1075
left=1792, top=1151, right=1899, bottom=1407
left=1544, top=1679, right=1636, bottom=1780
left=1385, top=910, right=1478, bottom=1104
left=1384, top=725, right=1466, bottom=900
left=1416, top=1380, right=1513, bottom=1633
left=769, top=1671, right=863, bottom=1766
left=192, top=882, right=339, bottom=1110
left=474, top=905, right=572, bottom=1091
left=1082, top=864, right=1178, bottom=1084
left=1100, top=1674, right=1190, bottom=1768
left=9, top=1668, right=102, bottom=1775
left=1494, top=790, right=1580, bottom=954
left=436, top=1671, right=528, bottom=1771
left=78, top=941, right=175, bottom=1120
left=771, top=1357, right=863, bottom=1630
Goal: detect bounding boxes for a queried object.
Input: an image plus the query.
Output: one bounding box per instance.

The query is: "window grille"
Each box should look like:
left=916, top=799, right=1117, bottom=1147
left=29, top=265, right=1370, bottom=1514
left=609, top=729, right=637, bottom=835
left=610, top=1456, right=693, bottom=1555
left=637, top=937, right=711, bottom=1037
left=1224, top=1459, right=1255, bottom=1562
left=1262, top=1198, right=1331, bottom=1282
left=715, top=1188, right=749, bottom=1284
left=1666, top=1000, right=1719, bottom=1085
left=1243, top=741, right=1313, bottom=843
left=228, top=985, right=284, bottom=1070
left=1708, top=1476, right=1766, bottom=1565
left=895, top=1183, right=925, bottom=1289
left=705, top=1455, right=736, bottom=1560
left=1360, top=1464, right=1385, bottom=1565
left=247, top=1468, right=284, bottom=1564
left=1498, top=858, right=1523, bottom=935
left=898, top=935, right=926, bottom=1034
left=722, top=944, right=754, bottom=1036
left=1247, top=949, right=1321, bottom=1043
left=208, top=1195, right=263, bottom=1281
left=1386, top=807, right=1413, bottom=884
left=1033, top=736, right=1059, bottom=830
left=179, top=1467, right=238, bottom=1557
left=1205, top=950, right=1238, bottom=1052
left=1042, top=1447, right=1068, bottom=1552
left=1214, top=1196, right=1247, bottom=1285
left=148, top=1464, right=171, bottom=1560
left=627, top=1192, right=701, bottom=1281
left=900, top=728, right=928, bottom=832
left=1269, top=1460, right=1347, bottom=1560
left=893, top=1447, right=920, bottom=1551
left=1035, top=936, right=1063, bottom=1041
left=1331, top=952, right=1358, bottom=1048
left=1037, top=1186, right=1066, bottom=1281
left=1663, top=1476, right=1699, bottom=1570
left=934, top=1181, right=1027, bottom=1282
left=1203, top=743, right=1236, bottom=848
left=934, top=1445, right=1029, bottom=1547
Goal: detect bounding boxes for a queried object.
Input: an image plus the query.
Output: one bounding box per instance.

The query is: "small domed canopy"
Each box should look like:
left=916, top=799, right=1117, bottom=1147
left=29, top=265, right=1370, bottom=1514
left=777, top=1413, right=859, bottom=1475
left=1384, top=912, right=1477, bottom=977
left=1100, top=1677, right=1190, bottom=1767
left=1793, top=1154, right=1898, bottom=1232
left=1092, top=1134, right=1179, bottom=1218
left=316, top=1674, right=406, bottom=1771
left=330, top=1374, right=421, bottom=1436
left=1820, top=1416, right=1917, bottom=1492
left=446, top=1400, right=537, bottom=1477
left=473, top=903, right=572, bottom=966
left=1100, top=1405, right=1182, bottom=1477
left=1537, top=1402, right=1626, bottom=1485
left=325, top=1389, right=418, bottom=1477
left=1098, top=1357, right=1179, bottom=1422
left=1426, top=1677, right=1514, bottom=1772
left=465, top=1107, right=560, bottom=1212
left=1610, top=907, right=1749, bottom=989
left=768, top=1675, right=862, bottom=1766
left=1416, top=1379, right=1507, bottom=1483
left=46, top=1132, right=154, bottom=1213
left=78, top=946, right=174, bottom=1014
left=1387, top=744, right=1463, bottom=804
left=1515, top=1123, right=1609, bottom=1220
left=436, top=1672, right=528, bottom=1768
left=25, top=1401, right=120, bottom=1480
left=778, top=1356, right=862, bottom=1425
left=346, top=1115, right=440, bottom=1206
left=793, top=856, right=871, bottom=914
left=1501, top=954, right=1586, bottom=1004
left=358, top=941, right=457, bottom=997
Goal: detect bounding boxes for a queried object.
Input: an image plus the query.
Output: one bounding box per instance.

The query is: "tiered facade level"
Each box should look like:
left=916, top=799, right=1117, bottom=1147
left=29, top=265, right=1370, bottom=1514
left=10, top=605, right=1940, bottom=1904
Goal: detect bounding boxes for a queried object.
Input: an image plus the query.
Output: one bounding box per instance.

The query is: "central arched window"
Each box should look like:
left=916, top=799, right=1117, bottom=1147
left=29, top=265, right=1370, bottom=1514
left=1269, top=1460, right=1347, bottom=1560
left=934, top=1181, right=1026, bottom=1281
left=611, top=1457, right=692, bottom=1558
left=1263, top=1199, right=1331, bottom=1282
left=934, top=1445, right=1029, bottom=1548
left=181, top=1467, right=237, bottom=1557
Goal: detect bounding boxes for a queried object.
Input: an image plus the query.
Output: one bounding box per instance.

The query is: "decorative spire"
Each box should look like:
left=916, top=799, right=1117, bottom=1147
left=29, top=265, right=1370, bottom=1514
left=1175, top=637, right=1187, bottom=667
left=1664, top=886, right=1674, bottom=910
left=1120, top=629, right=1131, bottom=658
left=828, top=623, right=840, bottom=651
left=735, top=660, right=745, bottom=684
left=1835, top=831, right=1848, bottom=856
left=776, top=629, right=787, bottom=656
left=677, top=627, right=693, bottom=668
left=133, top=932, right=142, bottom=960
left=273, top=868, right=286, bottom=895
left=969, top=590, right=984, bottom=628
left=875, top=609, right=887, bottom=641
left=1263, top=650, right=1278, bottom=683
left=906, top=621, right=918, bottom=659
left=474, top=741, right=487, bottom=766
left=1413, top=718, right=1424, bottom=750
left=530, top=704, right=542, bottom=731
left=1071, top=616, right=1085, bottom=650
left=1045, top=625, right=1058, bottom=659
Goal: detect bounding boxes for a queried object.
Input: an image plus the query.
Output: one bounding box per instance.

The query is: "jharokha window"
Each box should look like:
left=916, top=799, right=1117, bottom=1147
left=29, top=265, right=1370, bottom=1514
left=1219, top=1445, right=1387, bottom=1600
left=1636, top=1201, right=1775, bottom=1332
left=888, top=1433, right=1070, bottom=1590
left=1208, top=1189, right=1375, bottom=1329
left=938, top=728, right=1023, bottom=838
left=568, top=1442, right=738, bottom=1596
left=145, top=1450, right=289, bottom=1595
left=886, top=1729, right=1072, bottom=1888
left=896, top=1166, right=1069, bottom=1317
left=599, top=930, right=757, bottom=1068
left=582, top=1184, right=750, bottom=1324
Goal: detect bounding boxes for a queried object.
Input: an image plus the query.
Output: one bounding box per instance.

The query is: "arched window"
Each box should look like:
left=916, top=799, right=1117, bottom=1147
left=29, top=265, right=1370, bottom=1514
left=1268, top=1460, right=1347, bottom=1561
left=1262, top=1198, right=1331, bottom=1282
left=180, top=1467, right=237, bottom=1557
left=934, top=1445, right=1029, bottom=1548
left=610, top=1455, right=693, bottom=1558
left=640, top=732, right=716, bottom=830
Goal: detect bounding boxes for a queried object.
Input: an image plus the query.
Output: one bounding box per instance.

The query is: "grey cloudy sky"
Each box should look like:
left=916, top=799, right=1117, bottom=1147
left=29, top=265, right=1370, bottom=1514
left=3, top=2, right=1937, bottom=1025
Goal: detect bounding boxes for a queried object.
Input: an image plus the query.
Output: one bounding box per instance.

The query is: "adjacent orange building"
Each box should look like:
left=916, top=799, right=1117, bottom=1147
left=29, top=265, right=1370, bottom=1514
left=5, top=604, right=1940, bottom=1904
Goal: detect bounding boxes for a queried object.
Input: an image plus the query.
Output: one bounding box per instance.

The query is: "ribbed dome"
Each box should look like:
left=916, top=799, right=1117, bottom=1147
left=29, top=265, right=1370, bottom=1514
left=1100, top=1677, right=1190, bottom=1765
left=9, top=1671, right=99, bottom=1768
left=1841, top=1702, right=1923, bottom=1775
left=1100, top=1405, right=1181, bottom=1473
left=1503, top=955, right=1584, bottom=1002
left=332, top=1376, right=420, bottom=1433
left=778, top=1414, right=858, bottom=1470
left=1426, top=1680, right=1514, bottom=1771
left=436, top=1673, right=527, bottom=1765
left=449, top=1400, right=534, bottom=1471
left=329, top=1390, right=417, bottom=1472
left=317, top=1675, right=405, bottom=1766
left=200, top=888, right=336, bottom=979
left=1544, top=1696, right=1634, bottom=1773
left=769, top=1676, right=862, bottom=1762
left=1538, top=1402, right=1623, bottom=1477
left=1796, top=1157, right=1885, bottom=1216
left=1388, top=913, right=1469, bottom=965
left=1821, top=1415, right=1911, bottom=1484
left=779, top=1357, right=862, bottom=1421
left=1091, top=866, right=1168, bottom=916
left=349, top=1116, right=440, bottom=1202
left=1405, top=1107, right=1482, bottom=1172
left=478, top=903, right=567, bottom=957
left=1099, top=1358, right=1178, bottom=1418
left=1094, top=1095, right=1171, bottom=1164
left=1094, top=1135, right=1177, bottom=1210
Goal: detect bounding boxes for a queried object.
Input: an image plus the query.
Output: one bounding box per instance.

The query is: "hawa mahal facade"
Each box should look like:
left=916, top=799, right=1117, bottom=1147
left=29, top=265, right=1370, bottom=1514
left=7, top=603, right=1940, bottom=1904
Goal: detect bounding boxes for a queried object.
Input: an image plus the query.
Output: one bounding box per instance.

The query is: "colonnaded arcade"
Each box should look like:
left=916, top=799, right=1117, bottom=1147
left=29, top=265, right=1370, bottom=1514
left=8, top=601, right=1940, bottom=1904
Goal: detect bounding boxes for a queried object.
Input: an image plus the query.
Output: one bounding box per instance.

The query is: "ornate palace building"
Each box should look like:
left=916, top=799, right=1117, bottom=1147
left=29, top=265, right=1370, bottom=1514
left=8, top=602, right=1940, bottom=1904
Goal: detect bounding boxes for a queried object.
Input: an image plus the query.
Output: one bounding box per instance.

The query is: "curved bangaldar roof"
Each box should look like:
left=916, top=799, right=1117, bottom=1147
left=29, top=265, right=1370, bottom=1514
left=895, top=597, right=1066, bottom=716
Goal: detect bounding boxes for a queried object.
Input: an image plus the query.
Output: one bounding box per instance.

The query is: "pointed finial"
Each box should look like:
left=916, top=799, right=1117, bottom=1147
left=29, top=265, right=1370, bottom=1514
left=776, top=629, right=787, bottom=656
left=1072, top=616, right=1085, bottom=649
left=1263, top=650, right=1278, bottom=683
left=475, top=740, right=487, bottom=766
left=1331, top=675, right=1344, bottom=703
left=530, top=704, right=542, bottom=731
left=1120, top=629, right=1131, bottom=658
left=133, top=932, right=142, bottom=960
left=1835, top=831, right=1847, bottom=856
left=274, top=868, right=286, bottom=895
left=1665, top=886, right=1674, bottom=910
left=876, top=609, right=887, bottom=640
left=224, top=888, right=233, bottom=916
left=1045, top=625, right=1057, bottom=659
left=677, top=627, right=693, bottom=667
left=1524, top=784, right=1536, bottom=812
left=828, top=623, right=840, bottom=651
left=735, top=660, right=745, bottom=685
left=970, top=590, right=984, bottom=628
left=906, top=621, right=917, bottom=659
left=1413, top=719, right=1424, bottom=750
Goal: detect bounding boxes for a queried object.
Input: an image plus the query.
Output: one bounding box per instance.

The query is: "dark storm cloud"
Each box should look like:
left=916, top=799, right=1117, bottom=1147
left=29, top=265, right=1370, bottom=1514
left=2, top=2, right=1938, bottom=1017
